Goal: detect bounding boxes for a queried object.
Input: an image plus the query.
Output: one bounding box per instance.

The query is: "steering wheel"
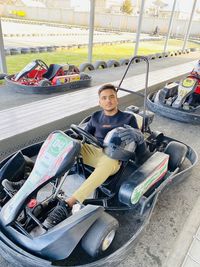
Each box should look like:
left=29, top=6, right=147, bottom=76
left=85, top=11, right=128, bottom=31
left=35, top=59, right=48, bottom=70
left=70, top=124, right=102, bottom=148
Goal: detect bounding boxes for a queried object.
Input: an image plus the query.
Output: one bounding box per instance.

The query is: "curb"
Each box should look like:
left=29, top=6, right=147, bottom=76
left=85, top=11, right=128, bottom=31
left=163, top=193, right=200, bottom=267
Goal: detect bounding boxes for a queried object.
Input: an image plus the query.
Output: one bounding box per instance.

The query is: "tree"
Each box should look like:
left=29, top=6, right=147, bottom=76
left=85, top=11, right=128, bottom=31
left=121, top=0, right=133, bottom=15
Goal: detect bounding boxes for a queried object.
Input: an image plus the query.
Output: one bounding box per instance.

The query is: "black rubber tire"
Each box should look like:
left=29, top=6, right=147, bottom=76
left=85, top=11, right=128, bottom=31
left=79, top=63, right=95, bottom=72
left=81, top=212, right=119, bottom=257
left=21, top=48, right=31, bottom=54
left=119, top=58, right=129, bottom=66
left=30, top=47, right=39, bottom=53
left=46, top=46, right=55, bottom=52
left=106, top=60, right=120, bottom=68
left=38, top=47, right=47, bottom=53
left=10, top=48, right=21, bottom=55
left=80, top=73, right=91, bottom=80
left=38, top=79, right=51, bottom=87
left=0, top=73, right=7, bottom=80
left=164, top=141, right=187, bottom=172
left=93, top=60, right=107, bottom=70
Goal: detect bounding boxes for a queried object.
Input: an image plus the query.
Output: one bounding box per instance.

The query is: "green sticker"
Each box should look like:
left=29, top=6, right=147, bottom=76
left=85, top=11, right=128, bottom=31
left=131, top=161, right=168, bottom=204
left=48, top=133, right=71, bottom=157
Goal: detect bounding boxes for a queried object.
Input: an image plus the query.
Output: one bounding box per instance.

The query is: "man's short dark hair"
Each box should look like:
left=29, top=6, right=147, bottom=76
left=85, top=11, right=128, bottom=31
left=98, top=84, right=117, bottom=96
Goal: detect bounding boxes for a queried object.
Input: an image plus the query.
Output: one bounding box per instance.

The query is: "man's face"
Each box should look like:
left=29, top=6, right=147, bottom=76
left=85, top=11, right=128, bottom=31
left=99, top=89, right=118, bottom=112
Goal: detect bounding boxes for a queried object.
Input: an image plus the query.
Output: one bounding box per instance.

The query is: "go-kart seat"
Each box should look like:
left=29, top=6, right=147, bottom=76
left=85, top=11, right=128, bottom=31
left=43, top=64, right=62, bottom=80
left=124, top=110, right=143, bottom=129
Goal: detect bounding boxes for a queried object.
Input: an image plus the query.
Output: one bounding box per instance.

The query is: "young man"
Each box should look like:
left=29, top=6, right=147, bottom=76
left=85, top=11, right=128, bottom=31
left=65, top=83, right=145, bottom=208
left=3, top=84, right=146, bottom=227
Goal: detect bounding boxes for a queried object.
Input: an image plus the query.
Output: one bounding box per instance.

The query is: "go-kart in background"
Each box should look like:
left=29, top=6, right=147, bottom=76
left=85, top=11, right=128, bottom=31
left=0, top=52, right=200, bottom=267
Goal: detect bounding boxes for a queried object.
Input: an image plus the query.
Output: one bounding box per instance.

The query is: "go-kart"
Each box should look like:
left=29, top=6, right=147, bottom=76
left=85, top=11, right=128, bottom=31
left=0, top=56, right=198, bottom=267
left=5, top=59, right=92, bottom=94
left=147, top=68, right=200, bottom=124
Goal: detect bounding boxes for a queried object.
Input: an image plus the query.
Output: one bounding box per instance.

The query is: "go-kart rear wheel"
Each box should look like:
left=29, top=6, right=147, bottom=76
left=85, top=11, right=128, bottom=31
left=38, top=79, right=51, bottom=87
left=81, top=212, right=119, bottom=257
left=164, top=141, right=187, bottom=172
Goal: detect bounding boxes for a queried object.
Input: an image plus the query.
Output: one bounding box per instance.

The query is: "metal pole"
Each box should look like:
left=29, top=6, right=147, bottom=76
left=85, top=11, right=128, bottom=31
left=134, top=0, right=145, bottom=56
left=163, top=0, right=177, bottom=53
left=0, top=18, right=7, bottom=73
left=88, top=0, right=95, bottom=63
left=182, top=0, right=197, bottom=50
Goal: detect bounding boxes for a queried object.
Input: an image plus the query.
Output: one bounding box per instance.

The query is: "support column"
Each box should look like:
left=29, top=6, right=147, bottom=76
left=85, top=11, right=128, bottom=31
left=134, top=0, right=146, bottom=56
left=163, top=0, right=177, bottom=53
left=0, top=18, right=7, bottom=73
left=88, top=0, right=95, bottom=63
left=182, top=0, right=197, bottom=50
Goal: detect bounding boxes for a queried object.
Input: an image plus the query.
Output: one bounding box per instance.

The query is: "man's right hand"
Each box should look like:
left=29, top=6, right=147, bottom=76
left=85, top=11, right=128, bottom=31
left=119, top=125, right=144, bottom=145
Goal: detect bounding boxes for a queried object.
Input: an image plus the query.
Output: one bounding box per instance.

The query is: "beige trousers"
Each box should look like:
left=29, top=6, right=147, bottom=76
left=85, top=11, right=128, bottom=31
left=72, top=143, right=121, bottom=203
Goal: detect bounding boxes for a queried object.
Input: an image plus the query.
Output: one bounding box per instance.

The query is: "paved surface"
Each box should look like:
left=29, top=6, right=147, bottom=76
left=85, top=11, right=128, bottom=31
left=1, top=18, right=149, bottom=48
left=0, top=52, right=200, bottom=267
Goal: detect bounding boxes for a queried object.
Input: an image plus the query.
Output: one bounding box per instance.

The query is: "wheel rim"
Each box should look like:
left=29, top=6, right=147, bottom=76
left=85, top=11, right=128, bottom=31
left=101, top=230, right=116, bottom=251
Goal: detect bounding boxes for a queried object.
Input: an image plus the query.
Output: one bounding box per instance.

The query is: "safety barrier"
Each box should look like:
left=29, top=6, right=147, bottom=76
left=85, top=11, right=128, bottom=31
left=3, top=44, right=197, bottom=72
left=79, top=48, right=196, bottom=72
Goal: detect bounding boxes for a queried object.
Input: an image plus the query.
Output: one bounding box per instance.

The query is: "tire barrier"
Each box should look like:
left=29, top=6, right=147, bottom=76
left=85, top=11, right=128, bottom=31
left=93, top=60, right=107, bottom=70
left=119, top=58, right=129, bottom=66
left=30, top=47, right=39, bottom=53
left=106, top=59, right=120, bottom=68
left=155, top=53, right=163, bottom=59
left=163, top=52, right=170, bottom=57
left=20, top=47, right=31, bottom=54
left=148, top=54, right=156, bottom=60
left=46, top=46, right=55, bottom=52
left=4, top=48, right=11, bottom=56
left=38, top=47, right=47, bottom=53
left=3, top=43, right=198, bottom=73
left=79, top=62, right=95, bottom=72
left=9, top=48, right=21, bottom=55
left=0, top=73, right=7, bottom=80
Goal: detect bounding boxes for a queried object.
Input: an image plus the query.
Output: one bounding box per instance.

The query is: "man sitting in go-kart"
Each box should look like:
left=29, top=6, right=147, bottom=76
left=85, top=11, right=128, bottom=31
left=3, top=83, right=147, bottom=228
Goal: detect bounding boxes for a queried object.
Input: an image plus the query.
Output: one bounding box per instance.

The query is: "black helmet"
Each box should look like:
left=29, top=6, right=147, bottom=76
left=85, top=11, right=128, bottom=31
left=103, top=127, right=136, bottom=161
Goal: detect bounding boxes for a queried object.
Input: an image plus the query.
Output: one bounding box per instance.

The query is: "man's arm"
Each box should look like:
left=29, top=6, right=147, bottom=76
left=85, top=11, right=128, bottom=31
left=84, top=116, right=95, bottom=135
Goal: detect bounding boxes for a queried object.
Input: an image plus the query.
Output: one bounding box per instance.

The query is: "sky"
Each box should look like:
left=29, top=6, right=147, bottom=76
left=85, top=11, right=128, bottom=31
left=70, top=0, right=200, bottom=13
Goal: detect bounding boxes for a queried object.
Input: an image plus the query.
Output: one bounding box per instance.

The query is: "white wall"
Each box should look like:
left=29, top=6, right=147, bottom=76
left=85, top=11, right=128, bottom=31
left=1, top=5, right=199, bottom=36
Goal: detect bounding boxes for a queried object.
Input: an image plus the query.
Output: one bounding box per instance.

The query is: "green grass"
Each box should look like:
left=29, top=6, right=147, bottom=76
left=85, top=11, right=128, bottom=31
left=6, top=39, right=200, bottom=74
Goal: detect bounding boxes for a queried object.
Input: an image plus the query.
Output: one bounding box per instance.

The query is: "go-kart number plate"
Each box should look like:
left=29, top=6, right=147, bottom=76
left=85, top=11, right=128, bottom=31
left=182, top=78, right=196, bottom=88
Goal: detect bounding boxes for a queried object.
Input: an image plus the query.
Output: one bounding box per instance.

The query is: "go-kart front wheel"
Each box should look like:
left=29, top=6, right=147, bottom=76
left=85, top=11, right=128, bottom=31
left=81, top=212, right=119, bottom=257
